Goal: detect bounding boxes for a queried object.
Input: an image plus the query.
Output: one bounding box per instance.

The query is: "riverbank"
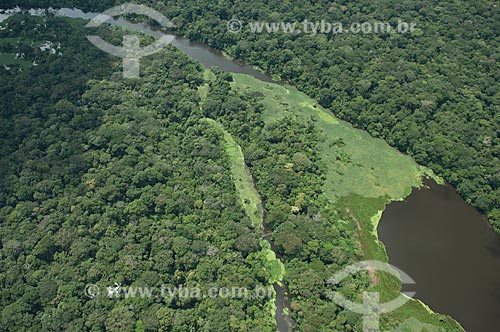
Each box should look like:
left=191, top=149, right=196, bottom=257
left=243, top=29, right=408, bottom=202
left=230, top=72, right=463, bottom=331
left=201, top=114, right=292, bottom=331
left=0, top=8, right=466, bottom=331
left=379, top=179, right=500, bottom=332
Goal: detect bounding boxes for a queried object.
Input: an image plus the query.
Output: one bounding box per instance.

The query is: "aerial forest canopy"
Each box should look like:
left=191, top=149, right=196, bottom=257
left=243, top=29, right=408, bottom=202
left=4, top=0, right=498, bottom=231
left=0, top=1, right=498, bottom=331
left=0, top=15, right=280, bottom=331
left=0, top=11, right=466, bottom=331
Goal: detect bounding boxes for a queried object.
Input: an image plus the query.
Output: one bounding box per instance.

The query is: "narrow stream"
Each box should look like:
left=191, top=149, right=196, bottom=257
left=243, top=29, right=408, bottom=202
left=4, top=7, right=294, bottom=331
left=5, top=7, right=500, bottom=332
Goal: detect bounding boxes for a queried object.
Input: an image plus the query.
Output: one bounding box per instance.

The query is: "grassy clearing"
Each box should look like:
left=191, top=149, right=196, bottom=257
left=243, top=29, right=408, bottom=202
left=200, top=71, right=285, bottom=284
left=231, top=73, right=439, bottom=201
left=0, top=53, right=31, bottom=69
left=197, top=69, right=215, bottom=99
left=230, top=73, right=463, bottom=331
left=202, top=118, right=264, bottom=228
left=202, top=115, right=286, bottom=325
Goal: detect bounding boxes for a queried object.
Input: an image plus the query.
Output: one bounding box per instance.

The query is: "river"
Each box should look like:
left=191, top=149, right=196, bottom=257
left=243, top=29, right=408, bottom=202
left=4, top=7, right=500, bottom=332
left=379, top=179, right=500, bottom=332
left=55, top=7, right=293, bottom=331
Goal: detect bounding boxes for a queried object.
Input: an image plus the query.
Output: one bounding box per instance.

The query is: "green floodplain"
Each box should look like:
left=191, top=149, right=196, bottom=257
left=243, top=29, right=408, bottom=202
left=215, top=71, right=461, bottom=331
left=0, top=12, right=466, bottom=331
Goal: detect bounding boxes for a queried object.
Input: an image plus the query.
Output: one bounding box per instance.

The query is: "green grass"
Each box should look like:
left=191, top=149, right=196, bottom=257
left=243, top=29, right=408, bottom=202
left=0, top=32, right=46, bottom=69
left=200, top=71, right=285, bottom=285
left=231, top=73, right=440, bottom=201
left=202, top=116, right=286, bottom=326
left=202, top=118, right=264, bottom=228
left=336, top=194, right=462, bottom=331
left=259, top=240, right=286, bottom=283
left=389, top=317, right=448, bottom=332
left=230, top=73, right=462, bottom=331
left=0, top=53, right=31, bottom=69
left=197, top=70, right=215, bottom=99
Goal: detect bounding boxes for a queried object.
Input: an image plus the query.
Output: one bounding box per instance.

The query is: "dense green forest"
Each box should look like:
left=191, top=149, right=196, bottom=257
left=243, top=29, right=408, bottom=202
left=4, top=0, right=498, bottom=232
left=0, top=15, right=279, bottom=331
left=0, top=12, right=467, bottom=331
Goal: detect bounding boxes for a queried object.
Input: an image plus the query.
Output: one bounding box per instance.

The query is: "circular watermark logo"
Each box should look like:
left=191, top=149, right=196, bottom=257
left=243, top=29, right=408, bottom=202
left=85, top=284, right=100, bottom=299
left=227, top=19, right=243, bottom=33
left=86, top=3, right=175, bottom=78
left=327, top=260, right=416, bottom=332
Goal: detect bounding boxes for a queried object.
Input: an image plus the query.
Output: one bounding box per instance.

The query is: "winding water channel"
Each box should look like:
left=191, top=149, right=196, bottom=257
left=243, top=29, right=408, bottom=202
left=59, top=7, right=293, bottom=331
left=4, top=7, right=500, bottom=332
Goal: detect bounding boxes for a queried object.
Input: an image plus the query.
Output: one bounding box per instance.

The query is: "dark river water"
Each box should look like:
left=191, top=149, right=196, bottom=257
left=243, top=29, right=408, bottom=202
left=6, top=7, right=500, bottom=332
left=53, top=8, right=276, bottom=82
left=379, top=179, right=500, bottom=332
